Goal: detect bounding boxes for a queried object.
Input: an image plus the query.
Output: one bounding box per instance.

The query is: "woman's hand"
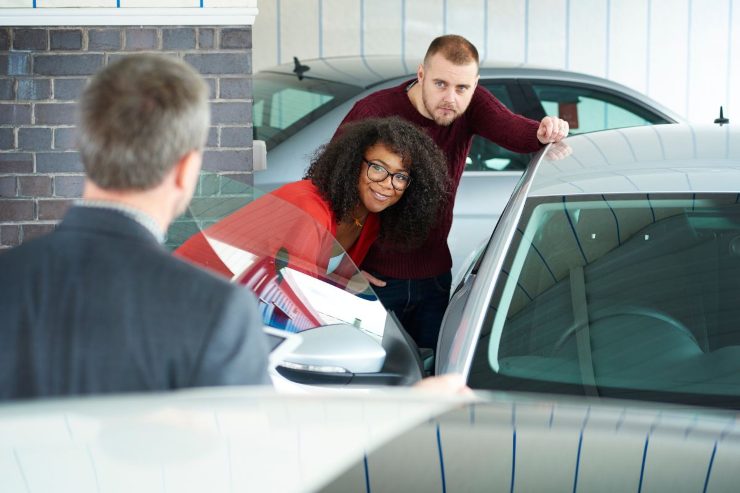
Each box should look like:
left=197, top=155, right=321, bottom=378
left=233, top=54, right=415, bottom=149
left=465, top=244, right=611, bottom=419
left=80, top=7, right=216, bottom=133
left=414, top=374, right=475, bottom=396
left=362, top=270, right=387, bottom=287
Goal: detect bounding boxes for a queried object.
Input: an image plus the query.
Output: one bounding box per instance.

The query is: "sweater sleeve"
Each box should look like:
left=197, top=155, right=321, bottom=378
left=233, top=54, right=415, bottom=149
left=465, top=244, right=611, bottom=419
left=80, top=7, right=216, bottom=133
left=331, top=99, right=379, bottom=140
left=468, top=86, right=543, bottom=153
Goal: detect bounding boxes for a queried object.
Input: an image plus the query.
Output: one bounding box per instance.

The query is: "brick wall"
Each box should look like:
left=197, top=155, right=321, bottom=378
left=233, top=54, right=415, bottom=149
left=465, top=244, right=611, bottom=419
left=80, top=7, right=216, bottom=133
left=0, top=26, right=255, bottom=251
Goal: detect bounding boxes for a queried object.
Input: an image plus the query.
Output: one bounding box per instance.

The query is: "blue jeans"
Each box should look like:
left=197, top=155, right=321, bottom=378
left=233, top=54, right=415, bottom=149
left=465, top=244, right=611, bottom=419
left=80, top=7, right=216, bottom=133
left=369, top=271, right=452, bottom=351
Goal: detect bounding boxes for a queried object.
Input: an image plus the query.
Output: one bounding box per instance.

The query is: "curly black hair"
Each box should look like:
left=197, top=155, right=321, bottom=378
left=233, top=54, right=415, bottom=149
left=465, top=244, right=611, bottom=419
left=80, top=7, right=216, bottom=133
left=304, top=117, right=450, bottom=248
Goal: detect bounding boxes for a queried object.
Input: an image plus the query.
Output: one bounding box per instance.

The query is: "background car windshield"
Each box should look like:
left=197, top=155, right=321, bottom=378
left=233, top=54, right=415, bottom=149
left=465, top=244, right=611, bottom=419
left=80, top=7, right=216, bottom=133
left=253, top=72, right=363, bottom=150
left=469, top=193, right=740, bottom=408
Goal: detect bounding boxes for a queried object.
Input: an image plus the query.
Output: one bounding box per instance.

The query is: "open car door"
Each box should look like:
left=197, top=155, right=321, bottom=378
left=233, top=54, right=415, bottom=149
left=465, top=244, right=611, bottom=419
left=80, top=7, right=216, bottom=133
left=173, top=179, right=423, bottom=389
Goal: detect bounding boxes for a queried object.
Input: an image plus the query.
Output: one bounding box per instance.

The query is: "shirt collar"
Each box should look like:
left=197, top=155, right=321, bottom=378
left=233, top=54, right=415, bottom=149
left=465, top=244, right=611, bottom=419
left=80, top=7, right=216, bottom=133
left=75, top=199, right=165, bottom=243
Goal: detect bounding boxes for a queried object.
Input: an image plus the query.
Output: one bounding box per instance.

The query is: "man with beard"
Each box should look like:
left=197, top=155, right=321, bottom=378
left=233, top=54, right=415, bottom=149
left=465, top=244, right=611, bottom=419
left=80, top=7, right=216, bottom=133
left=334, top=34, right=569, bottom=355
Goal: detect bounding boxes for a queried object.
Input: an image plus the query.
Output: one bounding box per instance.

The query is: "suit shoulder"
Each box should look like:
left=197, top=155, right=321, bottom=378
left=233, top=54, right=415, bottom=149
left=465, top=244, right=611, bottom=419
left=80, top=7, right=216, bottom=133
left=0, top=233, right=57, bottom=272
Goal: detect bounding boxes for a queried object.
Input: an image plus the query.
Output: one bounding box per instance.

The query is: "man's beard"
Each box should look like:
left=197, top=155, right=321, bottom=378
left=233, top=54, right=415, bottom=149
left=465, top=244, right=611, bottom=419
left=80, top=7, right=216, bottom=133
left=422, top=92, right=458, bottom=126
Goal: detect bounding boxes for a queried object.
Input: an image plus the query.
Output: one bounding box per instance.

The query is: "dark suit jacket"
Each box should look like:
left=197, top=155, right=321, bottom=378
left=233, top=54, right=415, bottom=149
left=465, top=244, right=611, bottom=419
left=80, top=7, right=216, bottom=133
left=0, top=206, right=270, bottom=400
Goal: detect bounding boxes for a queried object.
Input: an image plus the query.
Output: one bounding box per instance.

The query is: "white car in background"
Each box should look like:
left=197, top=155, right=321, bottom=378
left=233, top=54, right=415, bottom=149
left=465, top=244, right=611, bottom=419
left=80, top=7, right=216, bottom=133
left=252, top=56, right=683, bottom=276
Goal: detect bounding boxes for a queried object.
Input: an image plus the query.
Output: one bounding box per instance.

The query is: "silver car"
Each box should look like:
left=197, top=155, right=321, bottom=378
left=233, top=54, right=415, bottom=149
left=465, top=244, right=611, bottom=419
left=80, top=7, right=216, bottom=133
left=252, top=56, right=683, bottom=275
left=436, top=122, right=740, bottom=409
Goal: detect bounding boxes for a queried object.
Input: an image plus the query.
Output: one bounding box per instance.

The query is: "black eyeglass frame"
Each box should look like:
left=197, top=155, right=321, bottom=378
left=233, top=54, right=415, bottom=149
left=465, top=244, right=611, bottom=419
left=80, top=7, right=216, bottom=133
left=362, top=159, right=412, bottom=191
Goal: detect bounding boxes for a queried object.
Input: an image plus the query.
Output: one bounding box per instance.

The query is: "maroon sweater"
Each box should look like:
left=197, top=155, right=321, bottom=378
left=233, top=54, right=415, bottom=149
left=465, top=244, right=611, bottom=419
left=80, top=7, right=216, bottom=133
left=337, top=80, right=542, bottom=279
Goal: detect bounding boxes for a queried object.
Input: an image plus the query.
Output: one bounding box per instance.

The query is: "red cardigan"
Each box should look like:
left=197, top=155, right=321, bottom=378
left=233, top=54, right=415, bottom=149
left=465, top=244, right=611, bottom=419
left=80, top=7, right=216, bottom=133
left=176, top=180, right=380, bottom=280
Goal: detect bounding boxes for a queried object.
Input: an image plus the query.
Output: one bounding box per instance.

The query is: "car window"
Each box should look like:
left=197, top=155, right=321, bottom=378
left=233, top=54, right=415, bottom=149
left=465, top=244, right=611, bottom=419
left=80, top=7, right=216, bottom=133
left=466, top=83, right=532, bottom=172
left=468, top=193, right=740, bottom=409
left=531, top=82, right=670, bottom=134
left=466, top=81, right=672, bottom=174
left=169, top=177, right=386, bottom=338
left=253, top=73, right=363, bottom=150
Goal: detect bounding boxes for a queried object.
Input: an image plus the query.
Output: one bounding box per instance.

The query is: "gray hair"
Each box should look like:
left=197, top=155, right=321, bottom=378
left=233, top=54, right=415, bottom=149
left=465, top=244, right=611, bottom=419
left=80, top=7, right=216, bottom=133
left=78, top=54, right=210, bottom=190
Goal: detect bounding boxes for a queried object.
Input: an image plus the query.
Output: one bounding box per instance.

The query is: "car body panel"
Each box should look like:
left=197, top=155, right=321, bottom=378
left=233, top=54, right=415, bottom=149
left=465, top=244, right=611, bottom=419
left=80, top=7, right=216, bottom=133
left=530, top=125, right=740, bottom=196
left=321, top=393, right=740, bottom=492
left=2, top=387, right=739, bottom=493
left=0, top=388, right=464, bottom=493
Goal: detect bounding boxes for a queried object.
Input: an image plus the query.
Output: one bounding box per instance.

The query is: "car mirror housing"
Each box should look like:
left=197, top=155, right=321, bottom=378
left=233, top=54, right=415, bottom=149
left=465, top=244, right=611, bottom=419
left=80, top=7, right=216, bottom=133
left=281, top=323, right=386, bottom=374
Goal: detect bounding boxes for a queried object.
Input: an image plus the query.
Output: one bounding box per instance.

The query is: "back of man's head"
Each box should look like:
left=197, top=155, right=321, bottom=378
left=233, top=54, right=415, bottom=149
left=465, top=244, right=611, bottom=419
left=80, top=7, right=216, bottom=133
left=424, top=34, right=479, bottom=67
left=78, top=54, right=209, bottom=191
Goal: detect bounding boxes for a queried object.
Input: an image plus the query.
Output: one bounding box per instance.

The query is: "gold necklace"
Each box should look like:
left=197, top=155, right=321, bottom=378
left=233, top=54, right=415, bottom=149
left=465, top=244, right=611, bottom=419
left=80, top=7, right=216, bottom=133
left=353, top=216, right=364, bottom=228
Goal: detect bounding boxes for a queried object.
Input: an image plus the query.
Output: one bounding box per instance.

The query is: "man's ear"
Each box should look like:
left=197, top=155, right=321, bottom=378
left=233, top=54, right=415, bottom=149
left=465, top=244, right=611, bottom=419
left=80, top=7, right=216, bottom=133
left=173, top=149, right=203, bottom=192
left=417, top=63, right=424, bottom=83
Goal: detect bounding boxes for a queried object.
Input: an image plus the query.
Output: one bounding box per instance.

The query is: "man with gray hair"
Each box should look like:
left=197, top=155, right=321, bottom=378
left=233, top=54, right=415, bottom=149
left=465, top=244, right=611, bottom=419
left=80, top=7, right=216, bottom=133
left=0, top=54, right=270, bottom=400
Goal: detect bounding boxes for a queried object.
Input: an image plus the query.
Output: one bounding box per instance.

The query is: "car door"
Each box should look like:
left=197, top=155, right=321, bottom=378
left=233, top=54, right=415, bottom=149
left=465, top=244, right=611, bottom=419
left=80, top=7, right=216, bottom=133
left=173, top=179, right=424, bottom=390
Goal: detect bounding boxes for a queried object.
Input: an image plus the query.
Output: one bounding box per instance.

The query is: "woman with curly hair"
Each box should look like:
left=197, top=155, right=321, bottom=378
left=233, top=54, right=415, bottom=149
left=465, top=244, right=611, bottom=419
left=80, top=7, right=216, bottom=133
left=282, top=117, right=448, bottom=268
left=176, top=117, right=448, bottom=287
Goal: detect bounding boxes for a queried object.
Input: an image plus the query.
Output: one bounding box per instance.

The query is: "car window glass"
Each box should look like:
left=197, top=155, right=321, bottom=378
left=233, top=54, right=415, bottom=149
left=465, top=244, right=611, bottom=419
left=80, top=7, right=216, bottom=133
left=253, top=73, right=363, bottom=150
left=466, top=83, right=531, bottom=172
left=169, top=176, right=386, bottom=339
left=468, top=193, right=740, bottom=408
left=532, top=82, right=669, bottom=134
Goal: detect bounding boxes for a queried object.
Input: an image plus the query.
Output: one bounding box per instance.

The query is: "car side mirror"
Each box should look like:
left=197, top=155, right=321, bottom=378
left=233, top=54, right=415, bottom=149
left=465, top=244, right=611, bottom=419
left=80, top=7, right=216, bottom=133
left=276, top=323, right=388, bottom=385
left=275, top=315, right=424, bottom=387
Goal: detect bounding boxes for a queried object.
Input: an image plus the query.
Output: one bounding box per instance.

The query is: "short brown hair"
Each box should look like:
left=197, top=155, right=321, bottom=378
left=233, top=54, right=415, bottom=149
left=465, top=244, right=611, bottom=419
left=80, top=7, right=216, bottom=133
left=423, top=34, right=479, bottom=66
left=78, top=54, right=209, bottom=191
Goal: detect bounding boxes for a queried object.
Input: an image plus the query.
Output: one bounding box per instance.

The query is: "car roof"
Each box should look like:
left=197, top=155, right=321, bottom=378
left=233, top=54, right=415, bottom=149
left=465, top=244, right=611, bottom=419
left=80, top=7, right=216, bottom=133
left=258, top=55, right=634, bottom=90
left=257, top=55, right=682, bottom=122
left=529, top=124, right=740, bottom=197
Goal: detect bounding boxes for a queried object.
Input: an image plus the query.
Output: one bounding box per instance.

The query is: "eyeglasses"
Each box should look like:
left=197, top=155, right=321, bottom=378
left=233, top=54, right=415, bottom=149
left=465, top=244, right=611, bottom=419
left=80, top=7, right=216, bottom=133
left=363, top=159, right=412, bottom=191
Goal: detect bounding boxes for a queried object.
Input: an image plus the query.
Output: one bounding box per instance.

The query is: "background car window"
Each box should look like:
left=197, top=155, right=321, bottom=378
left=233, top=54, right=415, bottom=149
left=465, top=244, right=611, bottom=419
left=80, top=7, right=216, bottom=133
left=466, top=83, right=532, bottom=172
left=466, top=80, right=672, bottom=174
left=253, top=73, right=363, bottom=150
left=531, top=82, right=670, bottom=134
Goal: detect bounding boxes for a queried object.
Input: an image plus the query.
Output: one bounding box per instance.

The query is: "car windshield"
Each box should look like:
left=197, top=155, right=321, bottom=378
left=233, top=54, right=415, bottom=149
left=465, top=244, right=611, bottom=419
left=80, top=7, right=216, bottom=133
left=168, top=177, right=387, bottom=341
left=470, top=192, right=740, bottom=408
left=252, top=71, right=363, bottom=150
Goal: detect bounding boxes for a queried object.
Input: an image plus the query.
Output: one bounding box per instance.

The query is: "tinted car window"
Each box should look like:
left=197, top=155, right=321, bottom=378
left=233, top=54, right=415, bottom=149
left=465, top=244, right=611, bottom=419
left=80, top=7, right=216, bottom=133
left=469, top=193, right=740, bottom=409
left=466, top=81, right=673, bottom=174
left=467, top=83, right=532, bottom=172
left=253, top=73, right=363, bottom=150
left=174, top=182, right=385, bottom=338
left=531, top=82, right=670, bottom=134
